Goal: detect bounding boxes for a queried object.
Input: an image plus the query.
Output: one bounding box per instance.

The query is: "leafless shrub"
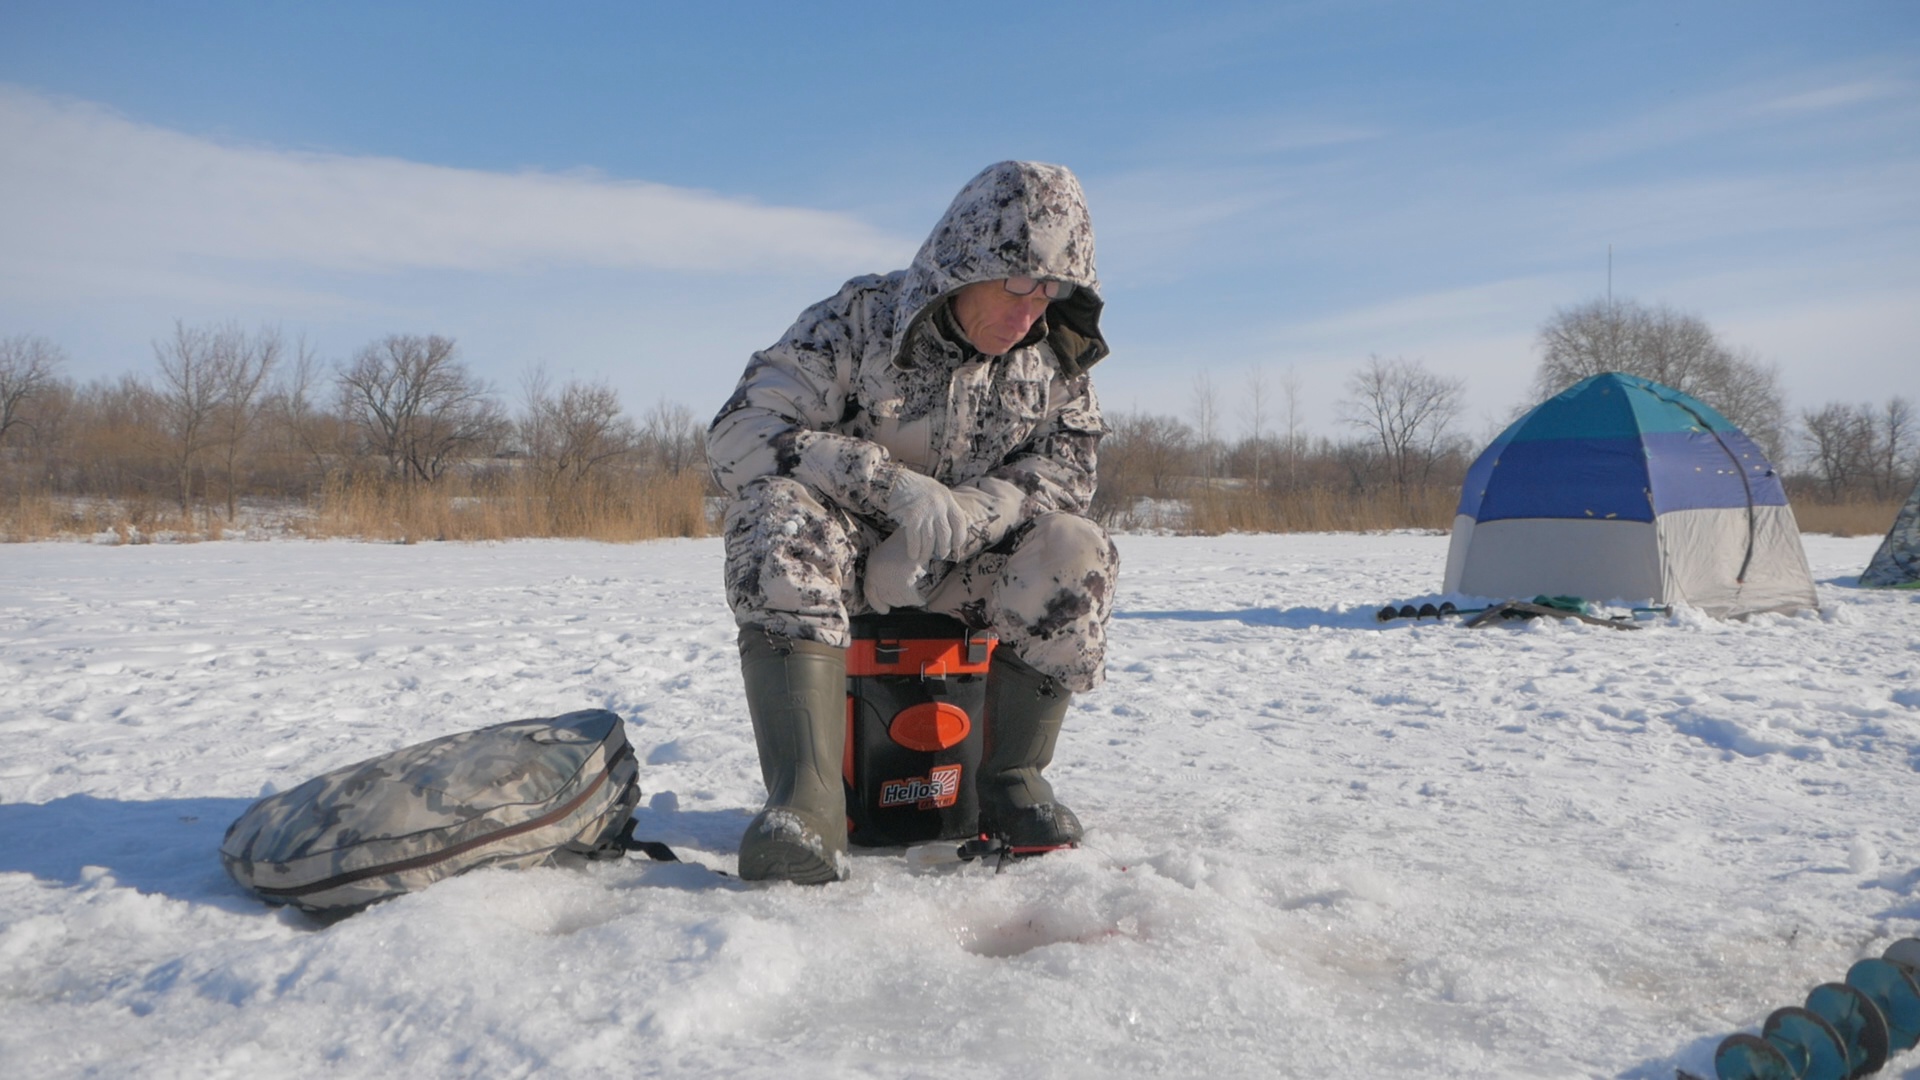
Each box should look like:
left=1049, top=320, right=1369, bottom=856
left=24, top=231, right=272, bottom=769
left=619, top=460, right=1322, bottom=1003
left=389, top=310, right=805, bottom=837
left=151, top=322, right=285, bottom=518
left=1093, top=389, right=1465, bottom=535
left=1091, top=410, right=1196, bottom=524
left=1801, top=402, right=1877, bottom=501
left=337, top=335, right=505, bottom=483
left=1190, top=372, right=1220, bottom=485
left=0, top=334, right=65, bottom=449
left=519, top=368, right=642, bottom=532
left=1242, top=367, right=1270, bottom=493
left=1874, top=396, right=1915, bottom=499
left=1797, top=396, right=1918, bottom=503
left=258, top=342, right=350, bottom=496
left=639, top=399, right=706, bottom=477
left=1338, top=355, right=1467, bottom=503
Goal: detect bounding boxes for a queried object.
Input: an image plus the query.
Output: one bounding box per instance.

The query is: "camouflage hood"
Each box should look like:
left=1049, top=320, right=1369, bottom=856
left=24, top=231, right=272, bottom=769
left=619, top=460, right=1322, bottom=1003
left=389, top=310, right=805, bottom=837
left=708, top=160, right=1111, bottom=560
left=891, top=160, right=1108, bottom=377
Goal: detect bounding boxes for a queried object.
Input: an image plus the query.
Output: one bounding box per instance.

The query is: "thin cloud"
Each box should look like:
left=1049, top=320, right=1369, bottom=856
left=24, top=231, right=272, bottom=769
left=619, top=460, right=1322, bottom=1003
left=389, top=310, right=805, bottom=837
left=1275, top=277, right=1569, bottom=349
left=0, top=85, right=911, bottom=283
left=1762, top=79, right=1911, bottom=114
left=1522, top=165, right=1920, bottom=265
left=1560, top=63, right=1920, bottom=163
left=1090, top=58, right=1920, bottom=296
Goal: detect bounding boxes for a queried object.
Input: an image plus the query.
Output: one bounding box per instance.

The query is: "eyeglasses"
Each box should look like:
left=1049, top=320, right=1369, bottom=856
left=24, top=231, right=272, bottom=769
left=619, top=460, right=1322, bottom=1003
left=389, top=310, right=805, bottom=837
left=1003, top=276, right=1074, bottom=300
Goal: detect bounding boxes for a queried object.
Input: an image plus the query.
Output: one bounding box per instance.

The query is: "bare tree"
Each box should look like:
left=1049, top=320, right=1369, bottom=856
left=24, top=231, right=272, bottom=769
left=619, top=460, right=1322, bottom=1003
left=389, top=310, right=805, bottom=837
left=209, top=327, right=284, bottom=519
left=1190, top=371, right=1219, bottom=485
left=1280, top=365, right=1302, bottom=491
left=1338, top=355, right=1466, bottom=500
left=262, top=342, right=348, bottom=486
left=1090, top=409, right=1195, bottom=524
left=521, top=369, right=639, bottom=485
left=337, top=335, right=503, bottom=482
left=152, top=323, right=225, bottom=511
left=1802, top=397, right=1920, bottom=502
left=1877, top=396, right=1915, bottom=499
left=1533, top=297, right=1787, bottom=455
left=57, top=374, right=155, bottom=498
left=1709, top=346, right=1789, bottom=463
left=1332, top=436, right=1382, bottom=495
left=639, top=399, right=704, bottom=476
left=1241, top=367, right=1269, bottom=493
left=150, top=323, right=287, bottom=516
left=1800, top=403, right=1876, bottom=501
left=0, top=334, right=66, bottom=447
left=1118, top=411, right=1192, bottom=497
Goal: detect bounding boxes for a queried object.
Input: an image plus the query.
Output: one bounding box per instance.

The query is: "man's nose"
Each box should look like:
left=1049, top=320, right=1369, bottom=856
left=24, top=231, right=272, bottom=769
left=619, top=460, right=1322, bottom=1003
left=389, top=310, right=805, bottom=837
left=1014, top=296, right=1050, bottom=321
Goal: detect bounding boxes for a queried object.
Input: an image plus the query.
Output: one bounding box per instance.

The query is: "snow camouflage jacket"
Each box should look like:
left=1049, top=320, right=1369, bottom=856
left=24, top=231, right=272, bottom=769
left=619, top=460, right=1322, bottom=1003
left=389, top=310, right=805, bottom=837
left=707, top=161, right=1110, bottom=566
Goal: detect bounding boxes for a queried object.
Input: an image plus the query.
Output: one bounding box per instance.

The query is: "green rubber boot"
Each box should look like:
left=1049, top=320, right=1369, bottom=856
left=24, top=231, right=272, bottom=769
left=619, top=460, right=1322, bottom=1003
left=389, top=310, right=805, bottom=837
left=977, top=649, right=1083, bottom=848
left=736, top=629, right=849, bottom=884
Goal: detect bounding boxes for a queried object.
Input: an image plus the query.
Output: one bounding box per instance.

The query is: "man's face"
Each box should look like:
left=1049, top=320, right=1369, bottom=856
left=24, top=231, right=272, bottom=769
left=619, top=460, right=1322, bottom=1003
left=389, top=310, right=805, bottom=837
left=950, top=279, right=1052, bottom=357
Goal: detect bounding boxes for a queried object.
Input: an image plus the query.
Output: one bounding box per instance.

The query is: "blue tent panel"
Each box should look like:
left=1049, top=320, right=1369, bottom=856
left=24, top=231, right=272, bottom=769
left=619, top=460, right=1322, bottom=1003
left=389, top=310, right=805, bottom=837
left=1641, top=430, right=1790, bottom=513
left=1465, top=437, right=1654, bottom=523
left=1457, top=373, right=1789, bottom=524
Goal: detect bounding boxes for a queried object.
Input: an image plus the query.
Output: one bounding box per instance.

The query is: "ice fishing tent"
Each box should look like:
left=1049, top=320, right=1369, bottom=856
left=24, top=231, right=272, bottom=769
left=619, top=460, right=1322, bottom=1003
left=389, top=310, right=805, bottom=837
left=1861, top=479, right=1920, bottom=588
left=1444, top=372, right=1816, bottom=617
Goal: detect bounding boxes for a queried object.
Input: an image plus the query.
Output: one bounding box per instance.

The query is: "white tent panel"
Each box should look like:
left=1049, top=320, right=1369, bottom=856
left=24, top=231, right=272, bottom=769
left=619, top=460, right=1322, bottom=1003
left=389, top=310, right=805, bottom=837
left=1656, top=504, right=1817, bottom=618
left=1443, top=506, right=1817, bottom=617
left=1444, top=516, right=1662, bottom=606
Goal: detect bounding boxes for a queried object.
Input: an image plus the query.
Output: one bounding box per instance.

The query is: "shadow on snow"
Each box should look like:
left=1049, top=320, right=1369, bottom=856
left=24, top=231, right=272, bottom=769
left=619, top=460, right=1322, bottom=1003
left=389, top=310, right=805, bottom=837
left=0, top=794, right=259, bottom=911
left=0, top=794, right=759, bottom=909
left=1114, top=605, right=1385, bottom=630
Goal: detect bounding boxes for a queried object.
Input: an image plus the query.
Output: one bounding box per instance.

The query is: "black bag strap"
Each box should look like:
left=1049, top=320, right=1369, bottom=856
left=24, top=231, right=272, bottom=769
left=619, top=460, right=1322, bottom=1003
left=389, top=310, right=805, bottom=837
left=568, top=818, right=683, bottom=863
left=612, top=818, right=682, bottom=861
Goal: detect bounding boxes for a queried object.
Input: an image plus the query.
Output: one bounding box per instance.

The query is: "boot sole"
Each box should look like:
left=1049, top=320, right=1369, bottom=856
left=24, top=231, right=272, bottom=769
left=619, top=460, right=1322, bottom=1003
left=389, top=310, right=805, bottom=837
left=978, top=802, right=1083, bottom=849
left=738, top=808, right=848, bottom=884
left=738, top=840, right=844, bottom=885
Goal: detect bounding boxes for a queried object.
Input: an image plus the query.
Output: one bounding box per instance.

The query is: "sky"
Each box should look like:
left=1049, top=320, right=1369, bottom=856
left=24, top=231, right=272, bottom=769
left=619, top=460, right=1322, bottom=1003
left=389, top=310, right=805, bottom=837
left=1, top=0, right=1916, bottom=444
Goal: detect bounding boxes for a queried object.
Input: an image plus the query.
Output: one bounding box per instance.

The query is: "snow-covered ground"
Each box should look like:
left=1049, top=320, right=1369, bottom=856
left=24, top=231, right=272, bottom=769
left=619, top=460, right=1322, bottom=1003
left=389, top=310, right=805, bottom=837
left=2, top=531, right=1916, bottom=1079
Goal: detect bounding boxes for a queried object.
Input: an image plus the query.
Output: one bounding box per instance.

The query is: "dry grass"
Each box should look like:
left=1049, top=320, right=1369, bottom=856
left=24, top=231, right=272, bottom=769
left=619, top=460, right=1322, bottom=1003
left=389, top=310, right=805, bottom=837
left=0, top=468, right=715, bottom=544
left=8, top=478, right=1896, bottom=546
left=0, top=492, right=208, bottom=543
left=1156, top=488, right=1904, bottom=540
left=1791, top=498, right=1904, bottom=538
left=0, top=492, right=58, bottom=541
left=309, top=469, right=714, bottom=543
left=1179, top=485, right=1457, bottom=535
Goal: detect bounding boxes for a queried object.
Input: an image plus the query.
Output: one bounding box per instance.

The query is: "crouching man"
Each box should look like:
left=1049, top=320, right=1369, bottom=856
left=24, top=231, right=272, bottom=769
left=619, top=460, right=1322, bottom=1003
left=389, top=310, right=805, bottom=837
left=706, top=160, right=1120, bottom=884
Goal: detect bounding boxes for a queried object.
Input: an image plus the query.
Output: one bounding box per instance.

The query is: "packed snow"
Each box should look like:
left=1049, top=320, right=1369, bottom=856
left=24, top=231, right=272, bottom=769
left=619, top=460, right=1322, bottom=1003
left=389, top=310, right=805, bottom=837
left=2, top=531, right=1917, bottom=1079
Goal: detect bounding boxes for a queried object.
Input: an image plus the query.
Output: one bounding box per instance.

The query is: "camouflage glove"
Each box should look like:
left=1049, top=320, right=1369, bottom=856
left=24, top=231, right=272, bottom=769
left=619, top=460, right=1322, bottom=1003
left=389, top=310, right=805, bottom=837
left=884, top=469, right=970, bottom=565
left=863, top=529, right=926, bottom=614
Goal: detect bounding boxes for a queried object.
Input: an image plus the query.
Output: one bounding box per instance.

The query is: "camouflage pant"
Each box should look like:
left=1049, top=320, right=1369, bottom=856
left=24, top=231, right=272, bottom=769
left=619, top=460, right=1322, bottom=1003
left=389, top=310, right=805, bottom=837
left=722, top=476, right=1118, bottom=691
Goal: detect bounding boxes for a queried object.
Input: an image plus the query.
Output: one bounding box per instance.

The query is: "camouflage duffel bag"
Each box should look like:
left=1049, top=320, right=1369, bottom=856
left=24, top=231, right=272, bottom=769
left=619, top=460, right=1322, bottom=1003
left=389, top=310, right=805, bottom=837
left=221, top=709, right=644, bottom=914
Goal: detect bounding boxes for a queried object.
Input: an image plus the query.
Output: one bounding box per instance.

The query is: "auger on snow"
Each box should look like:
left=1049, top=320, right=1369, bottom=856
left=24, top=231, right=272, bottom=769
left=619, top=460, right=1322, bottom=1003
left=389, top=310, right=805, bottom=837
left=1373, top=595, right=1670, bottom=629
left=1698, top=937, right=1920, bottom=1080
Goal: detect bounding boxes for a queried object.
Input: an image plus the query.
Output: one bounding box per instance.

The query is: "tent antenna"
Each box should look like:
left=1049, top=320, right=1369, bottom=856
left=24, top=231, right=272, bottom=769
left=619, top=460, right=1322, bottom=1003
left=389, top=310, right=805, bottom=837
left=1607, top=244, right=1613, bottom=312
